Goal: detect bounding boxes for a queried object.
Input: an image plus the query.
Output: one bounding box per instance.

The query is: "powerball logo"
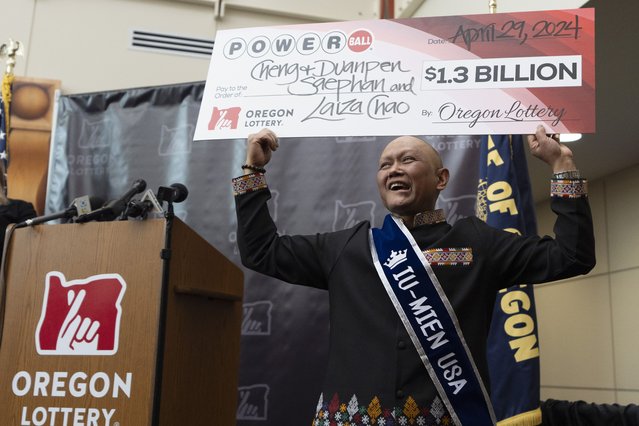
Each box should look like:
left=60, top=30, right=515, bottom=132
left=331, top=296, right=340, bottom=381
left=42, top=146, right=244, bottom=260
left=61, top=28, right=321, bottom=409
left=223, top=29, right=373, bottom=59
left=35, top=272, right=126, bottom=356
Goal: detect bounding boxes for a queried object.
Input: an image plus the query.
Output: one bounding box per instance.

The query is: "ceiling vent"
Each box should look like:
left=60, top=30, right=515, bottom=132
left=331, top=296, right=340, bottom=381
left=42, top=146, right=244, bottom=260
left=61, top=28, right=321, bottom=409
left=130, top=30, right=214, bottom=58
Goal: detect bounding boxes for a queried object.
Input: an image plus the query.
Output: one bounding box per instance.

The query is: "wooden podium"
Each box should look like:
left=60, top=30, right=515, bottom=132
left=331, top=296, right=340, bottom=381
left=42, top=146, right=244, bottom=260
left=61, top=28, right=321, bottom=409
left=0, top=218, right=243, bottom=425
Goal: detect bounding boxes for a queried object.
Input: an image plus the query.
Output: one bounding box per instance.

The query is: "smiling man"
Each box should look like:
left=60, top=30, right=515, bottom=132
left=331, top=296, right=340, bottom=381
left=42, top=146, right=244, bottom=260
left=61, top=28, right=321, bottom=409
left=376, top=135, right=449, bottom=225
left=233, top=127, right=595, bottom=425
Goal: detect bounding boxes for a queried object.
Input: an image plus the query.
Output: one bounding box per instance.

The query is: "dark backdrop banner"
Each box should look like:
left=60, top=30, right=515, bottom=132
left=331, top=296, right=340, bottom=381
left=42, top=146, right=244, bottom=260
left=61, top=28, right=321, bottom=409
left=46, top=81, right=481, bottom=424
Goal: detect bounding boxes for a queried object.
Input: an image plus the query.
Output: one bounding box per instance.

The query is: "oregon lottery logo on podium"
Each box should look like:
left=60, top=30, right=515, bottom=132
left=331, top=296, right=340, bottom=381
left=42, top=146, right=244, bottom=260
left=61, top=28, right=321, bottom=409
left=35, top=272, right=126, bottom=356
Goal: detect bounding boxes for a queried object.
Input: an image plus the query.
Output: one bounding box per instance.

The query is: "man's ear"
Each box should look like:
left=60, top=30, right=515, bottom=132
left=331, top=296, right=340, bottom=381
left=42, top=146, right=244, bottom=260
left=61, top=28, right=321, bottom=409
left=436, top=168, right=449, bottom=191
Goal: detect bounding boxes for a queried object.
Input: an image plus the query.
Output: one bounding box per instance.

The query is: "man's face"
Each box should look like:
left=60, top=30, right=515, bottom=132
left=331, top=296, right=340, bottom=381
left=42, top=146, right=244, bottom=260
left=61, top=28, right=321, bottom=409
left=376, top=136, right=447, bottom=218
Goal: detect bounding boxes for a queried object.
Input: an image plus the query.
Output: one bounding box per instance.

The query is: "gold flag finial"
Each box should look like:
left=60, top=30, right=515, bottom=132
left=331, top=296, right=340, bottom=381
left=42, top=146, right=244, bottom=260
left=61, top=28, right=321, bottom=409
left=489, top=0, right=497, bottom=14
left=0, top=39, right=24, bottom=75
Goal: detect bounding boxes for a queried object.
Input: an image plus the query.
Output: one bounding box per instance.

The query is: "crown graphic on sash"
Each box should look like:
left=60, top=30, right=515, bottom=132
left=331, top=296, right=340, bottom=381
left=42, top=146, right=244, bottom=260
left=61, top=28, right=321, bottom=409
left=383, top=249, right=408, bottom=269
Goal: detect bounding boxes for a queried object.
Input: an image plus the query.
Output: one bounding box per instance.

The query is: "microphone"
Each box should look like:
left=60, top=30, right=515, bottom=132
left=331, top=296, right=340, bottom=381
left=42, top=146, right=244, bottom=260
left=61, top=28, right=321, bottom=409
left=169, top=183, right=189, bottom=203
left=76, top=179, right=147, bottom=223
left=123, top=189, right=165, bottom=219
left=122, top=199, right=153, bottom=219
left=157, top=183, right=189, bottom=204
left=15, top=195, right=104, bottom=228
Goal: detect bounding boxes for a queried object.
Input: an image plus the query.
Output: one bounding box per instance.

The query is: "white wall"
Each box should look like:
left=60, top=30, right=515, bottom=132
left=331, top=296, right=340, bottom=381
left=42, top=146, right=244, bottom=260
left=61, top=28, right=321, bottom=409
left=414, top=0, right=586, bottom=16
left=535, top=163, right=639, bottom=404
left=0, top=0, right=319, bottom=94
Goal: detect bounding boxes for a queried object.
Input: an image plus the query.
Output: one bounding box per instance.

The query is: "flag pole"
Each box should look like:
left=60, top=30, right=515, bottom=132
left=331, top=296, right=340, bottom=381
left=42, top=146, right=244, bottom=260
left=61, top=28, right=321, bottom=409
left=0, top=39, right=23, bottom=130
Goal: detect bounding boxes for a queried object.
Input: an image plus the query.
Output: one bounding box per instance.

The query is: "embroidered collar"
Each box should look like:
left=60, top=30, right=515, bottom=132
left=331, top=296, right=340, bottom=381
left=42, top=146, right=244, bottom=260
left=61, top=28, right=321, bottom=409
left=391, top=209, right=446, bottom=228
left=413, top=209, right=446, bottom=227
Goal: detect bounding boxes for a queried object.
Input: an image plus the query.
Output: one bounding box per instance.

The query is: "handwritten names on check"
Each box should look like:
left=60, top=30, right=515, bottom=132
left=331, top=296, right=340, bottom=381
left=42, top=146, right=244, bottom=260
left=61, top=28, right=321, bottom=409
left=251, top=59, right=416, bottom=122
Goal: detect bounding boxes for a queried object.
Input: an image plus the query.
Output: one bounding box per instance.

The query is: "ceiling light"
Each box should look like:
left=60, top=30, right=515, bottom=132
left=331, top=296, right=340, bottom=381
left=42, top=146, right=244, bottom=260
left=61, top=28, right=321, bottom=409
left=559, top=133, right=582, bottom=143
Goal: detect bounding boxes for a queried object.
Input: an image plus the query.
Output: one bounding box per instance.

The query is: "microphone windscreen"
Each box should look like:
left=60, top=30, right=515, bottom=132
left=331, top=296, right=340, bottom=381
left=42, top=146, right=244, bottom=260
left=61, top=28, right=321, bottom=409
left=170, top=183, right=189, bottom=203
left=134, top=179, right=147, bottom=193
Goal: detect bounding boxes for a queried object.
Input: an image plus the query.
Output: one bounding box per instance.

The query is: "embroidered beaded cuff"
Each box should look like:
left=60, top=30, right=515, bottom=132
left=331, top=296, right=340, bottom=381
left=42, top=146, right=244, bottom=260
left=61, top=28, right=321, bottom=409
left=232, top=173, right=267, bottom=196
left=550, top=179, right=588, bottom=198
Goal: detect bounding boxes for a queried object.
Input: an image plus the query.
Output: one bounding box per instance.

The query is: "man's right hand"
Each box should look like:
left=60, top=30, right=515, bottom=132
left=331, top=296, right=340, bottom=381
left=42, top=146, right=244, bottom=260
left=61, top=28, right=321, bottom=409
left=245, top=129, right=279, bottom=172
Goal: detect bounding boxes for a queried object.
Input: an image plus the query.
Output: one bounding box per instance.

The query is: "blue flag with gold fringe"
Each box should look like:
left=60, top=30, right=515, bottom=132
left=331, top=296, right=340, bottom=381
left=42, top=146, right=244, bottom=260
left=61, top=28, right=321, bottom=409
left=477, top=135, right=542, bottom=426
left=0, top=82, right=8, bottom=169
left=0, top=71, right=14, bottom=170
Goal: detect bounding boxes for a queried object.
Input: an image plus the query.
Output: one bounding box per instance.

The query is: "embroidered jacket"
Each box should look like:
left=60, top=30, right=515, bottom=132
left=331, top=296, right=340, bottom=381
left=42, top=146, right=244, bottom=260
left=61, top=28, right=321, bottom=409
left=233, top=173, right=595, bottom=425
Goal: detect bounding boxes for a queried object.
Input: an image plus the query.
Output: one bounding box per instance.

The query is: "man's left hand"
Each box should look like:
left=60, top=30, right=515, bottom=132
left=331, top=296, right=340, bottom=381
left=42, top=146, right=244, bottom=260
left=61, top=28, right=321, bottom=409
left=527, top=125, right=577, bottom=173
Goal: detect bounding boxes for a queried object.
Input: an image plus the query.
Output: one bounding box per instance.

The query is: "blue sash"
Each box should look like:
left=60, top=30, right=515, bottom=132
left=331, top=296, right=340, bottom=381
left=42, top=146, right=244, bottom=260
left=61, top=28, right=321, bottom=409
left=370, top=214, right=495, bottom=426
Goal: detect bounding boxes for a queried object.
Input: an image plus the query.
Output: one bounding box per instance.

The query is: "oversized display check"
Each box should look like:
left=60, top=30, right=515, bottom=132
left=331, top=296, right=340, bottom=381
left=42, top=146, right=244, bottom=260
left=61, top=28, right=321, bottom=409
left=195, top=9, right=594, bottom=139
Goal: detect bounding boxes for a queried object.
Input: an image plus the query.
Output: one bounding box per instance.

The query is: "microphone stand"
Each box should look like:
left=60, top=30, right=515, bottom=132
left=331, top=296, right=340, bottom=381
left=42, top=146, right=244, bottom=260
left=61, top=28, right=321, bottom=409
left=150, top=196, right=174, bottom=426
left=0, top=224, right=17, bottom=349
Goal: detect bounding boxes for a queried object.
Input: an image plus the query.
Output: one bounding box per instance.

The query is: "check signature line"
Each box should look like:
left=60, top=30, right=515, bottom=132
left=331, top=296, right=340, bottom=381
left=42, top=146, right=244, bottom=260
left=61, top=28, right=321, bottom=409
left=431, top=118, right=581, bottom=124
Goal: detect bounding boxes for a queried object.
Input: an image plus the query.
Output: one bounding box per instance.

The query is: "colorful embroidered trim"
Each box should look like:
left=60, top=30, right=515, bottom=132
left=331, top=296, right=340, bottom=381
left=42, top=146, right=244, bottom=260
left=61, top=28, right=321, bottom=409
left=550, top=179, right=588, bottom=198
left=413, top=209, right=446, bottom=227
left=423, top=248, right=473, bottom=266
left=232, top=173, right=267, bottom=196
left=312, top=393, right=455, bottom=426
